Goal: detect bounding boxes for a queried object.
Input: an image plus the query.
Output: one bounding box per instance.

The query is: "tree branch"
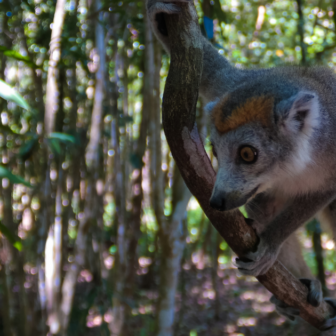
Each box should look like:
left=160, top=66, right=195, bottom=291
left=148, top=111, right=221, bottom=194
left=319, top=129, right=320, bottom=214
left=161, top=2, right=334, bottom=330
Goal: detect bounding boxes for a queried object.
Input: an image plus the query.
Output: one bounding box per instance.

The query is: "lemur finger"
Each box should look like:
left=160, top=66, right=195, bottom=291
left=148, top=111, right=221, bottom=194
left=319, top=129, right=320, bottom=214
left=321, top=318, right=336, bottom=336
left=270, top=295, right=300, bottom=320
left=321, top=327, right=336, bottom=336
left=299, top=278, right=323, bottom=307
left=325, top=298, right=336, bottom=312
left=270, top=295, right=299, bottom=313
left=276, top=306, right=300, bottom=317
left=235, top=258, right=262, bottom=270
left=317, top=299, right=336, bottom=335
left=237, top=264, right=269, bottom=276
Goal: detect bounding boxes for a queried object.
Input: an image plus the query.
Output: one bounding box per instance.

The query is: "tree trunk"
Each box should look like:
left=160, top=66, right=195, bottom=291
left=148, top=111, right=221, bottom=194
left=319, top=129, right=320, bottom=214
left=162, top=2, right=334, bottom=329
left=155, top=167, right=191, bottom=336
left=44, top=0, right=67, bottom=135
left=85, top=0, right=106, bottom=170
left=60, top=1, right=105, bottom=333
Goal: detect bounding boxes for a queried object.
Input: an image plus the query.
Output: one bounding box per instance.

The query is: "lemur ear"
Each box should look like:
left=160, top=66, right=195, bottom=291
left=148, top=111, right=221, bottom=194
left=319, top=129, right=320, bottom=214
left=275, top=91, right=318, bottom=134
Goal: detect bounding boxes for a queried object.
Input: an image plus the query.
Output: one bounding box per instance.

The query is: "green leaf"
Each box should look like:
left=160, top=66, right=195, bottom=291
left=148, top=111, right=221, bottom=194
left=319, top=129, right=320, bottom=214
left=118, top=115, right=133, bottom=127
left=18, top=136, right=39, bottom=160
left=48, top=138, right=62, bottom=156
left=129, top=153, right=143, bottom=169
left=0, top=46, right=38, bottom=68
left=0, top=80, right=31, bottom=110
left=0, top=165, right=32, bottom=187
left=49, top=132, right=76, bottom=144
left=239, top=206, right=248, bottom=218
left=0, top=221, right=23, bottom=251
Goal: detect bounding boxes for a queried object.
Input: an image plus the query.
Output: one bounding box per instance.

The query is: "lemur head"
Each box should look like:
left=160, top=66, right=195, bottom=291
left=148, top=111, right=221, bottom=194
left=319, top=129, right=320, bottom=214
left=207, top=78, right=319, bottom=211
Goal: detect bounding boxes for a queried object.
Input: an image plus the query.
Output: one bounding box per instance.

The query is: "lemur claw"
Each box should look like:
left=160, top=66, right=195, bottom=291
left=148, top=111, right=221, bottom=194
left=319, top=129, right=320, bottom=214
left=300, top=278, right=323, bottom=307
left=270, top=295, right=300, bottom=320
left=235, top=237, right=278, bottom=276
left=320, top=298, right=336, bottom=335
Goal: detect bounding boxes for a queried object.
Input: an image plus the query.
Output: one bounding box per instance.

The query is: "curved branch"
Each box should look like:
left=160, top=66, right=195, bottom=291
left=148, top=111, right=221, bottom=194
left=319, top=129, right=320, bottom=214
left=161, top=2, right=334, bottom=330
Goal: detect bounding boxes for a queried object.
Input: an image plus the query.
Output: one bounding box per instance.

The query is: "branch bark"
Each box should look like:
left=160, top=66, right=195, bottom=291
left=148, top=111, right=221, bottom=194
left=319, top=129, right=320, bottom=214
left=161, top=2, right=334, bottom=330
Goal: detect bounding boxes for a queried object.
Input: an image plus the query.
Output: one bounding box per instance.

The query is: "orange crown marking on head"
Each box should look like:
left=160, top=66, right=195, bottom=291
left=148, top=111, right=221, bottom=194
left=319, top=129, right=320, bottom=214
left=212, top=96, right=274, bottom=133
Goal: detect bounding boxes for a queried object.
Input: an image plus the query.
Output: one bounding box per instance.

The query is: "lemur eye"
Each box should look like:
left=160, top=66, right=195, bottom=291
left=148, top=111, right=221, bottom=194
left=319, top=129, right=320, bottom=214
left=239, top=146, right=258, bottom=164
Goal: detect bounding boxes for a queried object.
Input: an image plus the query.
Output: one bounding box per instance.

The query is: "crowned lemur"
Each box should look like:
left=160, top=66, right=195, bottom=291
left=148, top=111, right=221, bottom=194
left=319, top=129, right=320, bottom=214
left=148, top=0, right=336, bottom=332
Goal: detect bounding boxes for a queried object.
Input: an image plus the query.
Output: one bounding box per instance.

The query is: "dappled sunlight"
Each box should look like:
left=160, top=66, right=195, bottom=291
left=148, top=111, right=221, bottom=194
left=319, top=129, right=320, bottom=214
left=237, top=317, right=257, bottom=326
left=78, top=269, right=93, bottom=283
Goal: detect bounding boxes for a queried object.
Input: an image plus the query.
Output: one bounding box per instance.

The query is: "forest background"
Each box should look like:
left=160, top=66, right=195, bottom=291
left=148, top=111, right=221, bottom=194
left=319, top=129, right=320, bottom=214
left=0, top=0, right=336, bottom=335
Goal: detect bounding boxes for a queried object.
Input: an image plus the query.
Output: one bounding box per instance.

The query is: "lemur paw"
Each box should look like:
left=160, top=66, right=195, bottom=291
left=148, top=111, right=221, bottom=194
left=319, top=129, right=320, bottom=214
left=235, top=236, right=279, bottom=276
left=270, top=279, right=336, bottom=335
left=270, top=279, right=322, bottom=321
left=320, top=298, right=336, bottom=336
left=270, top=295, right=300, bottom=321
left=300, top=278, right=323, bottom=307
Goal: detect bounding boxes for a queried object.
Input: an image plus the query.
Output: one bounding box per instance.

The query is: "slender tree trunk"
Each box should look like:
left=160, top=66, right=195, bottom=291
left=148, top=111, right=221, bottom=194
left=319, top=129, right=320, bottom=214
left=59, top=2, right=105, bottom=333
left=85, top=0, right=106, bottom=169
left=44, top=0, right=67, bottom=135
left=156, top=167, right=191, bottom=336
left=120, top=75, right=149, bottom=336
left=312, top=221, right=328, bottom=296
left=296, top=0, right=307, bottom=65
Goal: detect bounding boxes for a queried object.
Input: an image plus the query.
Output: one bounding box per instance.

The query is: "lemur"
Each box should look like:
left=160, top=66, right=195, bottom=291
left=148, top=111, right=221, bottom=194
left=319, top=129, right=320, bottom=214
left=148, top=0, right=336, bottom=332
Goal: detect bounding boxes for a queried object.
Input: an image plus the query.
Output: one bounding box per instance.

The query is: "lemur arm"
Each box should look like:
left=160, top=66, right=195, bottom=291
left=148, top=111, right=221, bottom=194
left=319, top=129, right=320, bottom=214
left=147, top=0, right=247, bottom=102
left=236, top=189, right=336, bottom=277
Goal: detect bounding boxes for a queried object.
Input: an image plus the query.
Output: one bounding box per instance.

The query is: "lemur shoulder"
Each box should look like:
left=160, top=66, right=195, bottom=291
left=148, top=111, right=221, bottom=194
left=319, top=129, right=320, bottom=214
left=148, top=0, right=336, bottom=333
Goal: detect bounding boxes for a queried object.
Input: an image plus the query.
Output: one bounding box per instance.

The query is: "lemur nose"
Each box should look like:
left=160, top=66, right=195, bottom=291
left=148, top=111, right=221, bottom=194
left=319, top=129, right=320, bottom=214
left=209, top=194, right=226, bottom=211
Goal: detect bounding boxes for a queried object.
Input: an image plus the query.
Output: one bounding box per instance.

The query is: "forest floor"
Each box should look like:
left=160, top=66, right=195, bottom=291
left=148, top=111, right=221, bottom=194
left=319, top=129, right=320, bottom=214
left=122, top=265, right=336, bottom=336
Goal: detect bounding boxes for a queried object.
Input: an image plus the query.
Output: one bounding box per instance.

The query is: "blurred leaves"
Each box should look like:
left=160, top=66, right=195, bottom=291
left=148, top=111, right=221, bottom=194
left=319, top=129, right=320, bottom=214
left=0, top=46, right=38, bottom=68
left=47, top=138, right=62, bottom=156
left=0, top=221, right=22, bottom=251
left=0, top=80, right=31, bottom=110
left=18, top=136, right=39, bottom=160
left=49, top=132, right=76, bottom=144
left=0, top=165, right=32, bottom=188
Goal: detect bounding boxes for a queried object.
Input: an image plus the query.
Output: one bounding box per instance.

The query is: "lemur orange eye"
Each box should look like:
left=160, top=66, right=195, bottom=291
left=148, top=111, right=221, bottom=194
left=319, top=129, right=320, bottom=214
left=239, top=146, right=258, bottom=163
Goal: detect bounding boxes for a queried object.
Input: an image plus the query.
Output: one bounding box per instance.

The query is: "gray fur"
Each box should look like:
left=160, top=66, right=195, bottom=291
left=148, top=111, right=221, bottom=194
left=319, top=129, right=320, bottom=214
left=148, top=0, right=336, bottom=332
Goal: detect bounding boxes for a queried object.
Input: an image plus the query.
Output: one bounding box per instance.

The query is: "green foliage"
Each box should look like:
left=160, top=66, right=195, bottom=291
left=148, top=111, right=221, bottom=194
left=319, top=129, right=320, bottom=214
left=47, top=138, right=62, bottom=156
left=0, top=80, right=31, bottom=110
left=18, top=136, right=39, bottom=160
left=0, top=221, right=22, bottom=251
left=1, top=0, right=336, bottom=335
left=0, top=165, right=32, bottom=188
left=0, top=46, right=38, bottom=68
left=49, top=132, right=76, bottom=144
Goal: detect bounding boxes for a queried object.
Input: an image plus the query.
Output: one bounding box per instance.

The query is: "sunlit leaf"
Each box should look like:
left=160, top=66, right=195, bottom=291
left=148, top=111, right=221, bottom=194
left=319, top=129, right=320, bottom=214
left=49, top=132, right=76, bottom=143
left=0, top=165, right=32, bottom=187
left=48, top=138, right=62, bottom=156
left=239, top=206, right=248, bottom=218
left=0, top=80, right=31, bottom=110
left=0, top=46, right=38, bottom=68
left=118, top=115, right=133, bottom=127
left=129, top=153, right=143, bottom=168
left=0, top=221, right=23, bottom=251
left=18, top=136, right=39, bottom=160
